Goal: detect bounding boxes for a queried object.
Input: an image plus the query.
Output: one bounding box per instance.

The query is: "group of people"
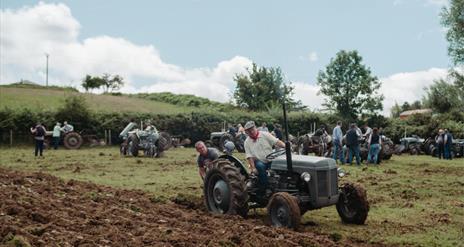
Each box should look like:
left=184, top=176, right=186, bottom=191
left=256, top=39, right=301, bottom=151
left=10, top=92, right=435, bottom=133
left=30, top=121, right=74, bottom=157
left=332, top=122, right=382, bottom=166
left=434, top=128, right=454, bottom=160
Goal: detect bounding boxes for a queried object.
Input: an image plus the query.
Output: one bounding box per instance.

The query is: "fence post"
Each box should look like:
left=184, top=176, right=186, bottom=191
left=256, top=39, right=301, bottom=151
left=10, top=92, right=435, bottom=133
left=10, top=129, right=13, bottom=147
left=108, top=129, right=112, bottom=145
left=104, top=130, right=107, bottom=145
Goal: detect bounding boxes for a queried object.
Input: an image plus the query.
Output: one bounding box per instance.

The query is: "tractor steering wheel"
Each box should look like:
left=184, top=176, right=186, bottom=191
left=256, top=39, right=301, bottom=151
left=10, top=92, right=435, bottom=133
left=265, top=148, right=286, bottom=160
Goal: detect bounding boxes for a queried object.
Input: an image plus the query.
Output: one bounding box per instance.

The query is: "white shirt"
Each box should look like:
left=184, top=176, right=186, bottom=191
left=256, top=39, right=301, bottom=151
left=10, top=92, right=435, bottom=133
left=244, top=131, right=279, bottom=163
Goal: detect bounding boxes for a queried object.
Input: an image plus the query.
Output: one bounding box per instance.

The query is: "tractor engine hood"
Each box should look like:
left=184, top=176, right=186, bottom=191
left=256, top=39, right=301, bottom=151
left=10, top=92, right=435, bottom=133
left=271, top=154, right=337, bottom=172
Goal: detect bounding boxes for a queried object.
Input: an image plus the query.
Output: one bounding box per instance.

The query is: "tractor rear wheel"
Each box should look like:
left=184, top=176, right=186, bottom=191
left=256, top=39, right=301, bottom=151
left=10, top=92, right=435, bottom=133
left=63, top=132, right=83, bottom=149
left=204, top=159, right=248, bottom=217
left=128, top=134, right=139, bottom=157
left=159, top=132, right=172, bottom=150
left=267, top=192, right=301, bottom=230
left=336, top=182, right=369, bottom=225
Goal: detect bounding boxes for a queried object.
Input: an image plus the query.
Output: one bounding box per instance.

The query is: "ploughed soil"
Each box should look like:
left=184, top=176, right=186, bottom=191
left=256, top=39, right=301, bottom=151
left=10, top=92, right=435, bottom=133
left=0, top=168, right=376, bottom=247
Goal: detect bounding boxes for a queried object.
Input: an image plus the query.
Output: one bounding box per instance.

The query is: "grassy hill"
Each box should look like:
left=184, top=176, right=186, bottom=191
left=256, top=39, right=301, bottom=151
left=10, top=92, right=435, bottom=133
left=0, top=86, right=199, bottom=114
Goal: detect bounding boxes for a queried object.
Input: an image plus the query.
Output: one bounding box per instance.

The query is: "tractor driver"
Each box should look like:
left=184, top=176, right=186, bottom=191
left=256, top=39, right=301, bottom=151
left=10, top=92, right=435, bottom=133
left=244, top=121, right=285, bottom=195
left=195, top=141, right=219, bottom=181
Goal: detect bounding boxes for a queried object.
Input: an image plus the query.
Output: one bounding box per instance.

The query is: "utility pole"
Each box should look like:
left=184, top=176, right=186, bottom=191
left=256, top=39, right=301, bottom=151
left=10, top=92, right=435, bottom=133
left=45, top=53, right=49, bottom=87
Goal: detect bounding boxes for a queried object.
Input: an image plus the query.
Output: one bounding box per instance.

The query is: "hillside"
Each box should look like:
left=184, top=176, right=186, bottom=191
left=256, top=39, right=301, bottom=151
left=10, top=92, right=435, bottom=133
left=0, top=86, right=198, bottom=114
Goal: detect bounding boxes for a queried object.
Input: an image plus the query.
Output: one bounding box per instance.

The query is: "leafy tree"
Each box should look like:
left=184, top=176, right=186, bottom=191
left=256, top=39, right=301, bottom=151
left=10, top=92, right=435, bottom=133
left=54, top=95, right=93, bottom=131
left=390, top=102, right=402, bottom=118
left=101, top=74, right=125, bottom=93
left=233, top=63, right=304, bottom=111
left=317, top=50, right=383, bottom=120
left=401, top=102, right=411, bottom=112
left=411, top=100, right=422, bottom=110
left=81, top=75, right=104, bottom=92
left=441, top=0, right=464, bottom=65
left=424, top=79, right=462, bottom=113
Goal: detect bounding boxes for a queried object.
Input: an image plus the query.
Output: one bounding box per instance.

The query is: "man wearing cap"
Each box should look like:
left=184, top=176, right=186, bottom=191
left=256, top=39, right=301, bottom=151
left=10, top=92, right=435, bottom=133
left=244, top=121, right=285, bottom=195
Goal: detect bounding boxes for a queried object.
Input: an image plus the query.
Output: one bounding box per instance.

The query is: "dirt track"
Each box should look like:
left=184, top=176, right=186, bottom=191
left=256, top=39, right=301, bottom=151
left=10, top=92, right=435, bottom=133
left=0, top=168, right=374, bottom=246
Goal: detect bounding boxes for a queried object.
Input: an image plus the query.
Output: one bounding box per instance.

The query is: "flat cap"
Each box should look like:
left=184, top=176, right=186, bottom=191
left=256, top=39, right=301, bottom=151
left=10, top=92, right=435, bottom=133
left=244, top=121, right=255, bottom=130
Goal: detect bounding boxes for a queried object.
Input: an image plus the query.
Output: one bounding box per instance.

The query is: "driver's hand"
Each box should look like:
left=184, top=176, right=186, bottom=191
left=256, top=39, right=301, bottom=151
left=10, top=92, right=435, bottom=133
left=251, top=168, right=258, bottom=175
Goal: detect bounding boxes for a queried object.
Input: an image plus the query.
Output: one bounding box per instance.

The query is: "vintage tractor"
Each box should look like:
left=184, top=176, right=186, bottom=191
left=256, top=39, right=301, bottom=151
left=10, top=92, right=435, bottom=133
left=395, top=135, right=424, bottom=155
left=297, top=132, right=332, bottom=157
left=119, top=122, right=171, bottom=158
left=203, top=104, right=369, bottom=229
left=206, top=131, right=246, bottom=153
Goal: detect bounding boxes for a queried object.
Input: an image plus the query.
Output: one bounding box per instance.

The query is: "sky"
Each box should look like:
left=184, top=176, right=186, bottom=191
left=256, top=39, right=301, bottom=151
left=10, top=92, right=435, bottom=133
left=0, top=0, right=452, bottom=115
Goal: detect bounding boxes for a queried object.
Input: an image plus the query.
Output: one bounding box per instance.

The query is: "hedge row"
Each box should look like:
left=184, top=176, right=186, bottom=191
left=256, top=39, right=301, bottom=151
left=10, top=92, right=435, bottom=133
left=1, top=105, right=462, bottom=145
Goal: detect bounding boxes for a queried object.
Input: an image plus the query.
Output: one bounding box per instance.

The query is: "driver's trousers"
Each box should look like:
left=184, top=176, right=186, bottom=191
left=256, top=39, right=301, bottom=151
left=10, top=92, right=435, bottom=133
left=255, top=160, right=272, bottom=190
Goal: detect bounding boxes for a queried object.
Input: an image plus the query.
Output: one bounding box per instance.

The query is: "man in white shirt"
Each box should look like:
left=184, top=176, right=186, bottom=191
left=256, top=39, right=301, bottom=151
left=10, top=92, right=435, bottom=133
left=244, top=121, right=285, bottom=195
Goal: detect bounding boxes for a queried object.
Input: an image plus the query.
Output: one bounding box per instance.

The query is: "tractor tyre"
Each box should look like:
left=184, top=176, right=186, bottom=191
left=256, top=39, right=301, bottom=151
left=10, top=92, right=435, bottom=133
left=120, top=140, right=128, bottom=156
left=219, top=133, right=233, bottom=151
left=297, top=136, right=310, bottom=155
left=204, top=158, right=249, bottom=217
left=267, top=192, right=301, bottom=230
left=63, top=132, right=83, bottom=149
left=381, top=144, right=393, bottom=160
left=336, top=182, right=369, bottom=225
left=128, top=134, right=139, bottom=157
left=159, top=132, right=172, bottom=150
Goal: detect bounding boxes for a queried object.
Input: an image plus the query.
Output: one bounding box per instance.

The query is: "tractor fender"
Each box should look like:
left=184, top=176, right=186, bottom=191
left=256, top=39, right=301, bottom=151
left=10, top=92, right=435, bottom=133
left=218, top=154, right=250, bottom=179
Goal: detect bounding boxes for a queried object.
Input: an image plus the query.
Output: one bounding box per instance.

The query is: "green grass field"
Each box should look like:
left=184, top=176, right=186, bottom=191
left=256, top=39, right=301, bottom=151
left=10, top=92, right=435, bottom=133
left=0, top=147, right=462, bottom=246
left=0, top=87, right=196, bottom=114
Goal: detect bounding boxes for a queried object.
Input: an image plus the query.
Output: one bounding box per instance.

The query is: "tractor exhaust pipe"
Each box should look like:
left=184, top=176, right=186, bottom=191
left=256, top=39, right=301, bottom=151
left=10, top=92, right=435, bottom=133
left=282, top=101, right=293, bottom=174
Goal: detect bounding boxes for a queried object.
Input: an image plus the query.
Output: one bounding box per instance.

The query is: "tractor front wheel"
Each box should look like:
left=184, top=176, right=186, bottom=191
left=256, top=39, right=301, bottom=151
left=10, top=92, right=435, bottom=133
left=267, top=192, right=301, bottom=230
left=336, top=182, right=369, bottom=225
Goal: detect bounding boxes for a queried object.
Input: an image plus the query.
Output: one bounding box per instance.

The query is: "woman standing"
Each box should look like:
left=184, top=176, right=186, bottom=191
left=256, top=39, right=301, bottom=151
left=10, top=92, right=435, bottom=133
left=367, top=128, right=382, bottom=164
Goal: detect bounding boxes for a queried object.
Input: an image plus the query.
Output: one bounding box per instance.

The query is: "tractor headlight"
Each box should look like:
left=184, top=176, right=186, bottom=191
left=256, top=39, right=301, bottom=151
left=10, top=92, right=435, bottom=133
left=337, top=167, right=345, bottom=178
left=301, top=172, right=311, bottom=182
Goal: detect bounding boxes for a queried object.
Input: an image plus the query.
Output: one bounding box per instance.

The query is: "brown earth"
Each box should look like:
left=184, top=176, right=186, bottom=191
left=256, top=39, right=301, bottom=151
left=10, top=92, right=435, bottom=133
left=0, top=168, right=378, bottom=247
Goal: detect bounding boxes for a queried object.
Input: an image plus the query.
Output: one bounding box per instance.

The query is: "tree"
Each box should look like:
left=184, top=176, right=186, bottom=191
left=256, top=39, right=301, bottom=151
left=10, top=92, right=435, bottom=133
left=424, top=79, right=462, bottom=113
left=317, top=50, right=384, bottom=120
left=401, top=102, right=411, bottom=112
left=101, top=74, right=125, bottom=93
left=390, top=102, right=402, bottom=118
left=441, top=0, right=464, bottom=66
left=233, top=63, right=304, bottom=111
left=81, top=75, right=104, bottom=92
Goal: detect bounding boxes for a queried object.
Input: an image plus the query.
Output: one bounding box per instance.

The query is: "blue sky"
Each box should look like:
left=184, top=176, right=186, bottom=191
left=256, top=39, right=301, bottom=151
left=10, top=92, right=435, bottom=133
left=0, top=0, right=451, bottom=114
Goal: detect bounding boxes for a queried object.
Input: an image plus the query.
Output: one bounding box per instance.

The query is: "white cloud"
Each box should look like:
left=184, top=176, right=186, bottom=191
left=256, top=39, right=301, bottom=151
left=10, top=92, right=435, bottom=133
left=379, top=68, right=448, bottom=116
left=292, top=82, right=325, bottom=111
left=299, top=51, right=318, bottom=63
left=0, top=2, right=252, bottom=102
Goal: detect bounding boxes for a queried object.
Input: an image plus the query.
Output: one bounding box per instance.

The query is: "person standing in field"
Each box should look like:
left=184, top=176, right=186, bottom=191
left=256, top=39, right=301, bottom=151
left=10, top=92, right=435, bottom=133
left=52, top=122, right=61, bottom=150
left=435, top=129, right=445, bottom=159
left=30, top=122, right=46, bottom=157
left=332, top=121, right=344, bottom=164
left=367, top=128, right=382, bottom=164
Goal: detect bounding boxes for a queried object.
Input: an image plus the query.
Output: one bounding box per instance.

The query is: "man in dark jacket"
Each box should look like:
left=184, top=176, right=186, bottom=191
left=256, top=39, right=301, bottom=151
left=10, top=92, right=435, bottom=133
left=444, top=129, right=453, bottom=160
left=346, top=123, right=361, bottom=165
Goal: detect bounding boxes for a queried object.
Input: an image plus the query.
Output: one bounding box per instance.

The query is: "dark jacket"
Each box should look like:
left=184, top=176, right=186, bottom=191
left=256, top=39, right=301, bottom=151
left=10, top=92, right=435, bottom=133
left=346, top=129, right=359, bottom=147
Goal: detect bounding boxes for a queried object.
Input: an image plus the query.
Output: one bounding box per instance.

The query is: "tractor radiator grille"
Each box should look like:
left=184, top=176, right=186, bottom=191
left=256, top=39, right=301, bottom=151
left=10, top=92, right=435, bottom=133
left=317, top=169, right=338, bottom=197
left=317, top=170, right=328, bottom=196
